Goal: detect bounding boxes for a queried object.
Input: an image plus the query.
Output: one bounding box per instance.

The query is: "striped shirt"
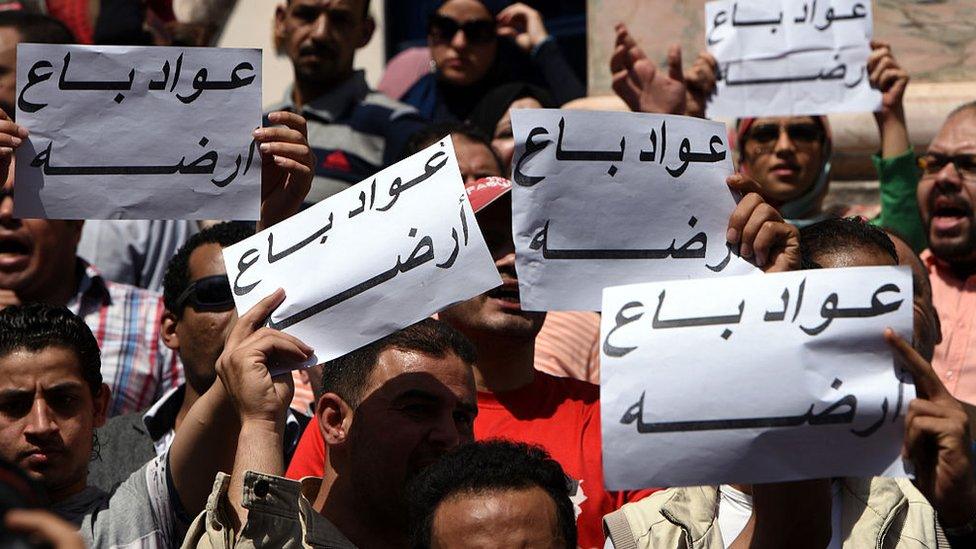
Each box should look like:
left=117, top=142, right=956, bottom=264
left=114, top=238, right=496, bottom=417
left=67, top=261, right=182, bottom=416
left=534, top=311, right=602, bottom=384
left=266, top=71, right=428, bottom=204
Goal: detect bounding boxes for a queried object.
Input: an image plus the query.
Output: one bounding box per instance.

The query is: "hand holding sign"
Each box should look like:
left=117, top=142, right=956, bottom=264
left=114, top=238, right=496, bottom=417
left=256, top=111, right=315, bottom=230
left=725, top=174, right=801, bottom=271
left=885, top=329, right=976, bottom=528
left=0, top=110, right=27, bottom=185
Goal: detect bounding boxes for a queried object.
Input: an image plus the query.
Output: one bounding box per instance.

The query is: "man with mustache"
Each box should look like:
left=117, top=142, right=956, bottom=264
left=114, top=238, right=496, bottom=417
left=915, top=101, right=976, bottom=406
left=273, top=0, right=428, bottom=204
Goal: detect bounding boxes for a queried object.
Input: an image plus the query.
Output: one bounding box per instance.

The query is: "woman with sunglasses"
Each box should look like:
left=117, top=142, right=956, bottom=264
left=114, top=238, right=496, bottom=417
left=613, top=24, right=925, bottom=250
left=729, top=42, right=926, bottom=252
left=400, top=0, right=584, bottom=122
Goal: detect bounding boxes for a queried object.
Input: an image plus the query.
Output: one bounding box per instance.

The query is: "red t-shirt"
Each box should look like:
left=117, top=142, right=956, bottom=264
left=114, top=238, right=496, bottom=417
left=285, top=372, right=654, bottom=548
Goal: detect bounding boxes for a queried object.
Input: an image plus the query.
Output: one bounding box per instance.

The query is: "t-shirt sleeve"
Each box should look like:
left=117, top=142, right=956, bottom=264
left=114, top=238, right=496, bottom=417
left=83, top=453, right=191, bottom=548
left=285, top=419, right=327, bottom=480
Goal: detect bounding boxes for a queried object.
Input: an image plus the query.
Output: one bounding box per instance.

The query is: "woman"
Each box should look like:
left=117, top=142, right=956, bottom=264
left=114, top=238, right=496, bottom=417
left=468, top=82, right=554, bottom=172
left=400, top=0, right=583, bottom=122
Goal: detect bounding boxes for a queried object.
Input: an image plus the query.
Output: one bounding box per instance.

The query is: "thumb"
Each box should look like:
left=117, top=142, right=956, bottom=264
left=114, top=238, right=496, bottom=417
left=667, top=44, right=684, bottom=83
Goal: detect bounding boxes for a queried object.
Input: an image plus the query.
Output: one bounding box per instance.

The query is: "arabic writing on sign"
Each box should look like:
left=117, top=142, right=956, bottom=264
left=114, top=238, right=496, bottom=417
left=509, top=109, right=756, bottom=312
left=14, top=44, right=262, bottom=220
left=599, top=266, right=914, bottom=489
left=704, top=0, right=881, bottom=118
left=222, top=138, right=502, bottom=372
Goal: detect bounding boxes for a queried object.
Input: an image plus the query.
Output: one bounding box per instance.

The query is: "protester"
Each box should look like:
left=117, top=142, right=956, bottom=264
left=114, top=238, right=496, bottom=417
left=88, top=222, right=309, bottom=491
left=271, top=0, right=428, bottom=204
left=915, top=101, right=976, bottom=406
left=182, top=317, right=479, bottom=549
left=400, top=0, right=583, bottom=122
left=610, top=24, right=926, bottom=248
left=407, top=440, right=576, bottom=549
left=467, top=82, right=555, bottom=173
left=604, top=218, right=976, bottom=548
left=0, top=303, right=245, bottom=547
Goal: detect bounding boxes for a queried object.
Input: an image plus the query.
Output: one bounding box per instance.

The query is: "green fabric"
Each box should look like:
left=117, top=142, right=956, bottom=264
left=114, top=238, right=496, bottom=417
left=869, top=149, right=927, bottom=253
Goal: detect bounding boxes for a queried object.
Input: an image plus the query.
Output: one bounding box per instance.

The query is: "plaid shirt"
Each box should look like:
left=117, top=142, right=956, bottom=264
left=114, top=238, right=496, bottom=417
left=67, top=261, right=182, bottom=416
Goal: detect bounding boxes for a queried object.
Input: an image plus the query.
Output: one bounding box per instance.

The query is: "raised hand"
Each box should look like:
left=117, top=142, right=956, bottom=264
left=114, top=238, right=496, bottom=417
left=725, top=174, right=800, bottom=272
left=610, top=23, right=686, bottom=115
left=255, top=111, right=315, bottom=230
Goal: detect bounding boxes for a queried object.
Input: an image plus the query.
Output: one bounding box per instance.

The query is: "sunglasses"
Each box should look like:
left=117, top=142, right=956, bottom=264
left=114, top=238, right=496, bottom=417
left=747, top=123, right=823, bottom=145
left=174, top=274, right=235, bottom=312
left=428, top=13, right=496, bottom=45
left=917, top=153, right=976, bottom=179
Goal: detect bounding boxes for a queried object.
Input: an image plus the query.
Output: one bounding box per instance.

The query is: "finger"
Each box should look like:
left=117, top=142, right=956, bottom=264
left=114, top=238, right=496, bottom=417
left=884, top=328, right=947, bottom=401
left=726, top=173, right=763, bottom=195
left=0, top=120, right=28, bottom=140
left=726, top=191, right=764, bottom=245
left=869, top=57, right=894, bottom=85
left=271, top=155, right=313, bottom=175
left=242, top=328, right=314, bottom=358
left=752, top=219, right=793, bottom=268
left=666, top=44, right=683, bottom=83
left=907, top=397, right=956, bottom=421
left=4, top=509, right=86, bottom=549
left=614, top=23, right=638, bottom=50
left=877, top=69, right=903, bottom=91
left=700, top=51, right=718, bottom=72
left=228, top=288, right=286, bottom=349
left=610, top=43, right=628, bottom=73
left=254, top=126, right=305, bottom=144
left=740, top=203, right=781, bottom=260
left=265, top=111, right=308, bottom=136
left=258, top=141, right=310, bottom=160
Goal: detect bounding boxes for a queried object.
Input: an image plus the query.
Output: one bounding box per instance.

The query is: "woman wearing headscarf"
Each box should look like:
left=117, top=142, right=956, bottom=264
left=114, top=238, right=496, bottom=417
left=400, top=0, right=583, bottom=122
left=612, top=24, right=925, bottom=250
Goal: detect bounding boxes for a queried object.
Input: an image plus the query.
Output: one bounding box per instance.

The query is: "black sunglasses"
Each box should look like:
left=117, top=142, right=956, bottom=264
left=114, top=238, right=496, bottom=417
left=174, top=274, right=234, bottom=312
left=748, top=123, right=823, bottom=145
left=428, top=13, right=496, bottom=45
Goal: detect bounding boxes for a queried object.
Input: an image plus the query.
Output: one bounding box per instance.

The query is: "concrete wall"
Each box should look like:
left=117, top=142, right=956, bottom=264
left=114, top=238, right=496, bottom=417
left=217, top=0, right=387, bottom=109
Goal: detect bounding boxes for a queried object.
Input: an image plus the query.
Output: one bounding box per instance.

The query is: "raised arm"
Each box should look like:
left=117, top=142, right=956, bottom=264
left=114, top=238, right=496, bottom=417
left=609, top=23, right=686, bottom=116
left=167, top=289, right=311, bottom=519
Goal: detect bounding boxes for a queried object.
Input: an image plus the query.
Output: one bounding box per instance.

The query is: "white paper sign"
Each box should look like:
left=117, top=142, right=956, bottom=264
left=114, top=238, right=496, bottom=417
left=705, top=0, right=881, bottom=118
left=510, top=109, right=757, bottom=312
left=14, top=44, right=261, bottom=220
left=223, top=139, right=502, bottom=369
left=600, top=266, right=913, bottom=489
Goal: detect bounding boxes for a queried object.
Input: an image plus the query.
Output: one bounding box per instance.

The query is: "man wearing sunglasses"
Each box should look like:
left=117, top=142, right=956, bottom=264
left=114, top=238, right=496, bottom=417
left=914, top=101, right=976, bottom=408
left=273, top=0, right=428, bottom=205
left=88, top=223, right=311, bottom=491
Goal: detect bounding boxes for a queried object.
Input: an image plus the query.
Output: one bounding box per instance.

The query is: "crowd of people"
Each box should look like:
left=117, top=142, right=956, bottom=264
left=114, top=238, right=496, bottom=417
left=0, top=1, right=974, bottom=548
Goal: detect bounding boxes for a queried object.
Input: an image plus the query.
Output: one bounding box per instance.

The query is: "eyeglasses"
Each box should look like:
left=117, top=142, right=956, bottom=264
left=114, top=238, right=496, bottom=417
left=917, top=153, right=976, bottom=179
left=428, top=13, right=496, bottom=45
left=747, top=123, right=823, bottom=146
left=174, top=274, right=234, bottom=312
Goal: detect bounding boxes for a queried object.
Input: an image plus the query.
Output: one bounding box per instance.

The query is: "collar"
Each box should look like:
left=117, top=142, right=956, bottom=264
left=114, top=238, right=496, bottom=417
left=142, top=385, right=186, bottom=442
left=658, top=485, right=721, bottom=542
left=68, top=259, right=111, bottom=311
left=270, top=71, right=370, bottom=124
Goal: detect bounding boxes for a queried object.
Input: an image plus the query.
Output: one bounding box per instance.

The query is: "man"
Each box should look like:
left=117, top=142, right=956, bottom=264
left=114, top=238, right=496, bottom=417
left=406, top=440, right=577, bottom=549
left=0, top=302, right=294, bottom=547
left=0, top=103, right=312, bottom=416
left=272, top=0, right=428, bottom=203
left=916, top=101, right=976, bottom=405
left=184, top=318, right=480, bottom=548
left=604, top=218, right=976, bottom=548
left=87, top=222, right=310, bottom=491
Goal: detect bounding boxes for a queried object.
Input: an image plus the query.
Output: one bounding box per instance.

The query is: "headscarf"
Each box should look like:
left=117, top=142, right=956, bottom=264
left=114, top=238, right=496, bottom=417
left=467, top=82, right=555, bottom=138
left=731, top=116, right=833, bottom=227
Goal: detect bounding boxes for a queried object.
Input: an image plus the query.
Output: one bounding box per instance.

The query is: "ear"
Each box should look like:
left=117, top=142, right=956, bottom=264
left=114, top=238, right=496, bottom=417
left=357, top=15, right=375, bottom=49
left=316, top=392, right=353, bottom=445
left=273, top=5, right=288, bottom=52
left=93, top=383, right=111, bottom=428
left=161, top=310, right=180, bottom=352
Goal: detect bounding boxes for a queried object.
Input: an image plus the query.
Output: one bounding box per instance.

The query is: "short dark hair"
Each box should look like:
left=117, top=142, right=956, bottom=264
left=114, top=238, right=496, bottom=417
left=402, top=122, right=504, bottom=173
left=0, top=11, right=76, bottom=44
left=162, top=222, right=254, bottom=316
left=799, top=217, right=898, bottom=269
left=407, top=440, right=577, bottom=549
left=0, top=304, right=101, bottom=397
left=320, top=318, right=476, bottom=407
